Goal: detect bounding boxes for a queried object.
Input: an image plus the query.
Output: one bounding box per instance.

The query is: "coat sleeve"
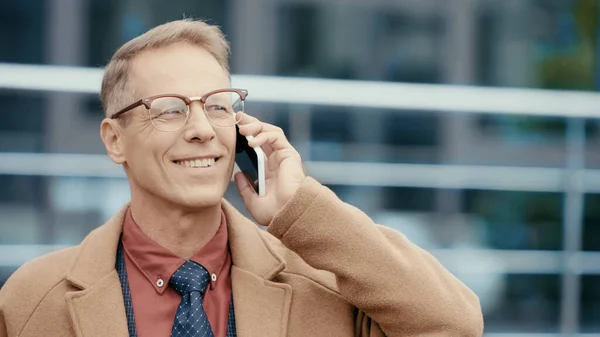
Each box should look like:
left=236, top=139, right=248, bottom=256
left=0, top=306, right=6, bottom=337
left=267, top=177, right=484, bottom=337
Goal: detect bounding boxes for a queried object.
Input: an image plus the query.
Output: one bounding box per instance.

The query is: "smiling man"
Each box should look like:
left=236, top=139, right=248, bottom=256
left=0, top=20, right=483, bottom=337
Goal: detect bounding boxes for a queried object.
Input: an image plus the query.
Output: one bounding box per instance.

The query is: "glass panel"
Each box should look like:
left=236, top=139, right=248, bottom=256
left=583, top=194, right=600, bottom=251
left=483, top=274, right=561, bottom=332
left=255, top=104, right=568, bottom=167
left=0, top=90, right=47, bottom=153
left=87, top=0, right=231, bottom=68
left=0, top=0, right=45, bottom=64
left=474, top=115, right=569, bottom=167
left=0, top=267, right=19, bottom=288
left=581, top=275, right=600, bottom=332
left=0, top=175, right=129, bottom=246
left=0, top=90, right=109, bottom=154
left=478, top=0, right=598, bottom=91
left=2, top=0, right=599, bottom=92
left=273, top=0, right=599, bottom=91
left=275, top=2, right=444, bottom=83
left=240, top=101, right=571, bottom=167
left=0, top=174, right=46, bottom=244
left=585, top=120, right=600, bottom=169
left=463, top=190, right=563, bottom=250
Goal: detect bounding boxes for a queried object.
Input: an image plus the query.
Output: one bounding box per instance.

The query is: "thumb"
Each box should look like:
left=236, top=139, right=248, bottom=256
left=234, top=172, right=257, bottom=206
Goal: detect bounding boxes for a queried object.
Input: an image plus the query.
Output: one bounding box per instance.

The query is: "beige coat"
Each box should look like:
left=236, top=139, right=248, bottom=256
left=0, top=178, right=483, bottom=336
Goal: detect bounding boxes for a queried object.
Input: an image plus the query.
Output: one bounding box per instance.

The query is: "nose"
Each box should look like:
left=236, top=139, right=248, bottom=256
left=182, top=102, right=216, bottom=143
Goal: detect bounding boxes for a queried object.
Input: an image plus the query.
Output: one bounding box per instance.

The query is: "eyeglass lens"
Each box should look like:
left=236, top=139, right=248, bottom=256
left=149, top=91, right=244, bottom=131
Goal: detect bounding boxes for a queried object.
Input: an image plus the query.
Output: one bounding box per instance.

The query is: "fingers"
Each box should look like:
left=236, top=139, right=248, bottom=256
left=267, top=148, right=302, bottom=172
left=237, top=112, right=283, bottom=138
left=236, top=112, right=261, bottom=134
left=237, top=113, right=290, bottom=157
left=234, top=172, right=258, bottom=204
left=237, top=122, right=263, bottom=137
left=237, top=113, right=302, bottom=172
left=247, top=130, right=291, bottom=152
left=236, top=111, right=259, bottom=126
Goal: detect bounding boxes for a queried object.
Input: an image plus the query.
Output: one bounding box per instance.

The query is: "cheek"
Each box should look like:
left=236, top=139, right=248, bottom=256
left=217, top=128, right=237, bottom=174
left=125, top=130, right=171, bottom=168
left=218, top=127, right=237, bottom=153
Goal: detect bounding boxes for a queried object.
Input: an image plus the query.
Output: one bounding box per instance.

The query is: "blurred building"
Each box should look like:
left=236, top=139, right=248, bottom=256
left=1, top=0, right=600, bottom=335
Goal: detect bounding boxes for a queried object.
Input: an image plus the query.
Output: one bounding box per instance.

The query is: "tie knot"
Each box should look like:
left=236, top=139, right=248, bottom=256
left=169, top=261, right=211, bottom=296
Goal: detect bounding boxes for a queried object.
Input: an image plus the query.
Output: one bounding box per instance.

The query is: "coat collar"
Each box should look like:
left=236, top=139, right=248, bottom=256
left=64, top=201, right=291, bottom=337
left=65, top=201, right=286, bottom=289
left=221, top=200, right=292, bottom=337
left=65, top=205, right=126, bottom=289
left=222, top=200, right=287, bottom=279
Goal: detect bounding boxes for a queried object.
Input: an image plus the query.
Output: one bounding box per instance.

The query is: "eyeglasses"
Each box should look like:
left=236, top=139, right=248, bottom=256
left=110, top=88, right=248, bottom=131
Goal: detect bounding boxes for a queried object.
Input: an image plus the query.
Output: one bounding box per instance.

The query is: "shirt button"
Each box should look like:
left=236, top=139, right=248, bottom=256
left=156, top=279, right=164, bottom=287
left=211, top=274, right=217, bottom=282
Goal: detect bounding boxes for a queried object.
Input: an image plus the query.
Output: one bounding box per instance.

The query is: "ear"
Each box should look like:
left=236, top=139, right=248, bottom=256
left=100, top=118, right=126, bottom=164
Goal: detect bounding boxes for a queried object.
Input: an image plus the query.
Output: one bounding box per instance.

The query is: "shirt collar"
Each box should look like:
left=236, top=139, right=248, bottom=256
left=121, top=208, right=229, bottom=294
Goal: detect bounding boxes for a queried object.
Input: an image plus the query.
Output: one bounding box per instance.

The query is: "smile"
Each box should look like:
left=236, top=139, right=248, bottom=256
left=173, top=157, right=219, bottom=168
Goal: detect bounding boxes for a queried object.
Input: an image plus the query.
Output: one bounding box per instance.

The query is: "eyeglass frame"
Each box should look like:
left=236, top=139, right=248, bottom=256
left=110, top=88, right=249, bottom=130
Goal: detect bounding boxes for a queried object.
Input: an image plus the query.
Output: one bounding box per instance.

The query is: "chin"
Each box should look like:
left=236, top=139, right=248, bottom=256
left=172, top=189, right=226, bottom=210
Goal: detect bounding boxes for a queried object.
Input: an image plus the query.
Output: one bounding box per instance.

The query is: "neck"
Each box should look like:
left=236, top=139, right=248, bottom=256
left=129, top=193, right=222, bottom=259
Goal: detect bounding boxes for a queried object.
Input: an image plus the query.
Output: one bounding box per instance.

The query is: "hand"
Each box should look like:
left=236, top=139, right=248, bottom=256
left=234, top=112, right=306, bottom=226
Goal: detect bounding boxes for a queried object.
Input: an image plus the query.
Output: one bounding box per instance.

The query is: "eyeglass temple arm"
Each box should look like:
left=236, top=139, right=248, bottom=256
left=111, top=100, right=145, bottom=119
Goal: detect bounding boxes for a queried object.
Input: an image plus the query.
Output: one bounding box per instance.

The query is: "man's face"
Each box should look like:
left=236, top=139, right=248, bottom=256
left=109, top=42, right=236, bottom=209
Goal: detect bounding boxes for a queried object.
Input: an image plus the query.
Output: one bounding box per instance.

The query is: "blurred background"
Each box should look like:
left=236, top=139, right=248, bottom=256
left=1, top=0, right=600, bottom=335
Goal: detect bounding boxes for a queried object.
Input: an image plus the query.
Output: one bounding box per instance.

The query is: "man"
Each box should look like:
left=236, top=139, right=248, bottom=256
left=0, top=19, right=483, bottom=337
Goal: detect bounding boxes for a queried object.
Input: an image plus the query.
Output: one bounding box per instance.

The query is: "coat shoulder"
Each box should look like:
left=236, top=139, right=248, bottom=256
left=257, top=229, right=340, bottom=294
left=2, top=245, right=79, bottom=292
left=0, top=246, right=79, bottom=334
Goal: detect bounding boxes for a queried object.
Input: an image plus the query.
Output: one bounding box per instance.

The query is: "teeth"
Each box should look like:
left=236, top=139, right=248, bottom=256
left=176, top=158, right=216, bottom=168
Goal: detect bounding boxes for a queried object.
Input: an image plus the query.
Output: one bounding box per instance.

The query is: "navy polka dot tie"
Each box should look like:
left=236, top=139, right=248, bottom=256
left=170, top=261, right=214, bottom=337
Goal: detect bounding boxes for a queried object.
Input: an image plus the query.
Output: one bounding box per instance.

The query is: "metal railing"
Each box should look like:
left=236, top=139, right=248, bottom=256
left=1, top=63, right=599, bottom=335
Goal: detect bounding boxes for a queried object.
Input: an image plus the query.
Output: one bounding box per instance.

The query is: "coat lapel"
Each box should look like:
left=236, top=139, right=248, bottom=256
left=60, top=201, right=292, bottom=337
left=231, top=267, right=292, bottom=337
left=223, top=201, right=292, bottom=337
left=64, top=206, right=130, bottom=337
left=65, top=271, right=129, bottom=337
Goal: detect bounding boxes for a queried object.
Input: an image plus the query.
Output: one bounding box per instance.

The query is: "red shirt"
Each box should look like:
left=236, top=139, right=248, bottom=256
left=121, top=208, right=232, bottom=337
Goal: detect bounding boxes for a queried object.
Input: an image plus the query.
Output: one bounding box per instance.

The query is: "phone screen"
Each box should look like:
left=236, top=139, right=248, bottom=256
left=235, top=126, right=260, bottom=193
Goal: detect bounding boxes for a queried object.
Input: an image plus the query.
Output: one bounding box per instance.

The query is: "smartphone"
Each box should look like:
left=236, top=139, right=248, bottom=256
left=234, top=125, right=266, bottom=196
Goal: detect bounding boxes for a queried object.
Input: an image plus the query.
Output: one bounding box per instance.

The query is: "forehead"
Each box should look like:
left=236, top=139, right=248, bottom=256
left=129, top=42, right=230, bottom=98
